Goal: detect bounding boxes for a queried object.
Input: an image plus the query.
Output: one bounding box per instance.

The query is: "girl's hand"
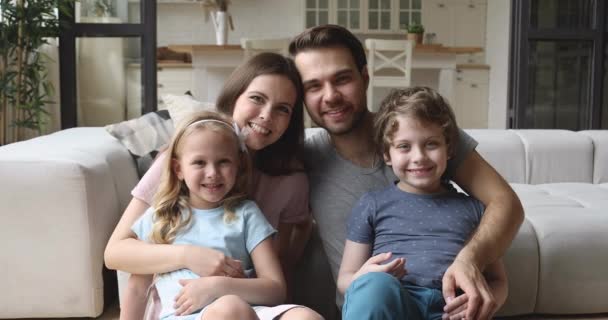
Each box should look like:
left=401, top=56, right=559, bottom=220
left=443, top=293, right=468, bottom=320
left=174, top=277, right=219, bottom=316
left=183, top=245, right=245, bottom=278
left=353, top=252, right=407, bottom=282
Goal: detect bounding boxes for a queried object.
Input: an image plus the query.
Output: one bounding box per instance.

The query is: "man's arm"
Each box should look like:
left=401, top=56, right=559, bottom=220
left=445, top=150, right=523, bottom=320
left=453, top=150, right=524, bottom=269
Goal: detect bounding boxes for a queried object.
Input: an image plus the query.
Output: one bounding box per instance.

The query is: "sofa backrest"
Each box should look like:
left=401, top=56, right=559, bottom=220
left=465, top=129, right=527, bottom=183
left=466, top=129, right=606, bottom=185
left=304, top=128, right=607, bottom=185
left=579, top=130, right=608, bottom=184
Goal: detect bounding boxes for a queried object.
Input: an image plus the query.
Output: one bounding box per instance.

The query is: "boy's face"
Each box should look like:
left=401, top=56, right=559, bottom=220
left=384, top=115, right=449, bottom=194
left=294, top=46, right=369, bottom=135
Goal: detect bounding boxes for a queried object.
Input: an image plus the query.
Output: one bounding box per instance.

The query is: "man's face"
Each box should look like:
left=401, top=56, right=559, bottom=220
left=295, top=46, right=369, bottom=135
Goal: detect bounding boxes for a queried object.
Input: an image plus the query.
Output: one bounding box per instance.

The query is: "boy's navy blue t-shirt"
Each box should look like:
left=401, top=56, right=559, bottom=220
left=347, top=184, right=485, bottom=289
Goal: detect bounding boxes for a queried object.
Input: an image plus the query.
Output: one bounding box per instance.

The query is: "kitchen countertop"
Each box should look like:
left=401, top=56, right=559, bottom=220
left=168, top=44, right=484, bottom=54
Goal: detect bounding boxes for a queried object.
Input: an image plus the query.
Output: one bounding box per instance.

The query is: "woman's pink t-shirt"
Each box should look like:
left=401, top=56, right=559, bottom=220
left=131, top=152, right=310, bottom=228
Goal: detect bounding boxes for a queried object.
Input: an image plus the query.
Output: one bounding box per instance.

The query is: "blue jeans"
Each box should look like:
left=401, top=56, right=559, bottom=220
left=342, top=272, right=446, bottom=320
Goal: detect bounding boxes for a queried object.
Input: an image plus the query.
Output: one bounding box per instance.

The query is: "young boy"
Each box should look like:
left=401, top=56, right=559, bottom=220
left=337, top=87, right=508, bottom=320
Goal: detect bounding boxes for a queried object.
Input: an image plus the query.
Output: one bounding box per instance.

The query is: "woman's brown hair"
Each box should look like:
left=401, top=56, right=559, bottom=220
left=216, top=52, right=305, bottom=176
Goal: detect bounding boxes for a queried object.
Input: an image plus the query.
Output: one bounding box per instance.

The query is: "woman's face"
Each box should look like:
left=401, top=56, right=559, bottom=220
left=232, top=74, right=297, bottom=151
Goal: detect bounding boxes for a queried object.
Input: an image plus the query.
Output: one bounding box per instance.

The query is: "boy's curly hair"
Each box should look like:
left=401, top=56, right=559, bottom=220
left=373, top=87, right=459, bottom=159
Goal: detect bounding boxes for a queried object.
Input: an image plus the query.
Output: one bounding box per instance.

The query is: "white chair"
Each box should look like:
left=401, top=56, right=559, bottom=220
left=365, top=39, right=414, bottom=111
left=240, top=37, right=291, bottom=60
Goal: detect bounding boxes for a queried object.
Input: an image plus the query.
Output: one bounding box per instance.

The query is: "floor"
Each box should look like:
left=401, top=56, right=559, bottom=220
left=12, top=300, right=608, bottom=320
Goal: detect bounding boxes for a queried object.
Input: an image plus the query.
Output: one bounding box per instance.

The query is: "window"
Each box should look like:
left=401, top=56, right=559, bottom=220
left=368, top=0, right=391, bottom=31
left=398, top=0, right=421, bottom=31
left=304, top=0, right=413, bottom=33
left=337, top=0, right=360, bottom=30
left=306, top=0, right=330, bottom=28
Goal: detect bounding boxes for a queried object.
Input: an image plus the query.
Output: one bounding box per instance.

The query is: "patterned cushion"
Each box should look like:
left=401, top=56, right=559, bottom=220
left=162, top=93, right=215, bottom=128
left=105, top=110, right=173, bottom=177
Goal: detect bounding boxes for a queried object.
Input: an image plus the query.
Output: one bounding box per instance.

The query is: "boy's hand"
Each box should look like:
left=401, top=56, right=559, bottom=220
left=174, top=277, right=218, bottom=316
left=353, top=252, right=407, bottom=281
left=443, top=293, right=468, bottom=320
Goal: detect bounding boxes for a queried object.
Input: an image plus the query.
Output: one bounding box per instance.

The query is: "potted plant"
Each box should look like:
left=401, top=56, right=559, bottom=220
left=406, top=22, right=425, bottom=45
left=0, top=0, right=75, bottom=144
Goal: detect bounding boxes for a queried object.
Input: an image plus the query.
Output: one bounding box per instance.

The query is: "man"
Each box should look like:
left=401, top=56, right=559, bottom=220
left=289, top=25, right=523, bottom=320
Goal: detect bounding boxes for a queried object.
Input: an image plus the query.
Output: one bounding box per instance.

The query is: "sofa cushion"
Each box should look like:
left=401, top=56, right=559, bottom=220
left=497, top=218, right=539, bottom=316
left=525, top=207, right=608, bottom=314
left=105, top=110, right=174, bottom=177
left=515, top=130, right=594, bottom=184
left=162, top=93, right=215, bottom=127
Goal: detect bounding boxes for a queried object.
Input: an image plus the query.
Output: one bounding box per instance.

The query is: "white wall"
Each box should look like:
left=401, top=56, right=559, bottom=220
left=485, top=1, right=511, bottom=129
left=157, top=0, right=304, bottom=46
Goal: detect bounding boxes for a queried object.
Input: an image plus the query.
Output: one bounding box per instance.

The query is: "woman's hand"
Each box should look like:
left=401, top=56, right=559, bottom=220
left=174, top=277, right=220, bottom=316
left=182, top=245, right=245, bottom=278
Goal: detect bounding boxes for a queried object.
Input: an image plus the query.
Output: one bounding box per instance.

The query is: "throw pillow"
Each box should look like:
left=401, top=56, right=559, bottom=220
left=105, top=110, right=173, bottom=177
left=162, top=93, right=215, bottom=127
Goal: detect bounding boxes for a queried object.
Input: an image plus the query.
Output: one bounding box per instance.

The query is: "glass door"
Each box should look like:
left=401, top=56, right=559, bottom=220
left=59, top=0, right=157, bottom=128
left=510, top=0, right=607, bottom=129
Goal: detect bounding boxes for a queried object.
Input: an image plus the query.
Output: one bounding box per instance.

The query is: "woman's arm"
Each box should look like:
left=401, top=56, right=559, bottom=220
left=174, top=237, right=286, bottom=315
left=104, top=197, right=244, bottom=276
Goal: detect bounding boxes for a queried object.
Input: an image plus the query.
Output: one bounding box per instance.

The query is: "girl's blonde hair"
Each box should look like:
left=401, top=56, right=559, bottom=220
left=374, top=87, right=459, bottom=160
left=150, top=111, right=251, bottom=244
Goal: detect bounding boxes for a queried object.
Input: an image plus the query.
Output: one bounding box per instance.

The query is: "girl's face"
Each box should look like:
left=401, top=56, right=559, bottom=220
left=384, top=115, right=449, bottom=195
left=173, top=128, right=240, bottom=209
left=232, top=74, right=297, bottom=151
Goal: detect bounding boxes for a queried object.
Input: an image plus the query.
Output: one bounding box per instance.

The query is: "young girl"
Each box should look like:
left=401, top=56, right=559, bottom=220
left=337, top=87, right=508, bottom=320
left=132, top=111, right=304, bottom=319
left=105, top=53, right=321, bottom=320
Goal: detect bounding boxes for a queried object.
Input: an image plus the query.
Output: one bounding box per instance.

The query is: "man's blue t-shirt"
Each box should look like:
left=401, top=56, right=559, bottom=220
left=347, top=185, right=484, bottom=289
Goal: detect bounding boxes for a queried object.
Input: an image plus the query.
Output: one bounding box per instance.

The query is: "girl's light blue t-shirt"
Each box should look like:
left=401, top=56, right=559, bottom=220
left=131, top=200, right=276, bottom=319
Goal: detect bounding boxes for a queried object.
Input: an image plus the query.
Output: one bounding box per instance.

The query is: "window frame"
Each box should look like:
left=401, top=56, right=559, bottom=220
left=509, top=0, right=607, bottom=129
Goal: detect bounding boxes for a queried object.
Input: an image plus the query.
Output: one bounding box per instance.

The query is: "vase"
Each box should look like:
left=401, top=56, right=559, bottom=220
left=212, top=11, right=229, bottom=45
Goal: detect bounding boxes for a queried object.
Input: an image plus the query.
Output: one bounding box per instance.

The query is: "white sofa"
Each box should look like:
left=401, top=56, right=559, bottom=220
left=0, top=127, right=607, bottom=318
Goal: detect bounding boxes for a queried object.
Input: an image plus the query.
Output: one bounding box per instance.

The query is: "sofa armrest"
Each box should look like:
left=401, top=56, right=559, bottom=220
left=0, top=128, right=138, bottom=318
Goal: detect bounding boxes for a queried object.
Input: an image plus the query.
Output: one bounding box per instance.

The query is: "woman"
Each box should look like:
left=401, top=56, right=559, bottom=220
left=104, top=52, right=320, bottom=320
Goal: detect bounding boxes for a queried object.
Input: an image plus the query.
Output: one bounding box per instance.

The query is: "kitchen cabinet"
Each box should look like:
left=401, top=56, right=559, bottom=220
left=127, top=63, right=193, bottom=119
left=454, top=67, right=489, bottom=128
left=304, top=0, right=421, bottom=34
left=422, top=0, right=487, bottom=47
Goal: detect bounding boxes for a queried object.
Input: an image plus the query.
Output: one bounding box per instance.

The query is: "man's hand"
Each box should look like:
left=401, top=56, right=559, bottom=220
left=183, top=245, right=245, bottom=278
left=442, top=259, right=496, bottom=320
left=442, top=293, right=468, bottom=320
left=353, top=252, right=407, bottom=282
